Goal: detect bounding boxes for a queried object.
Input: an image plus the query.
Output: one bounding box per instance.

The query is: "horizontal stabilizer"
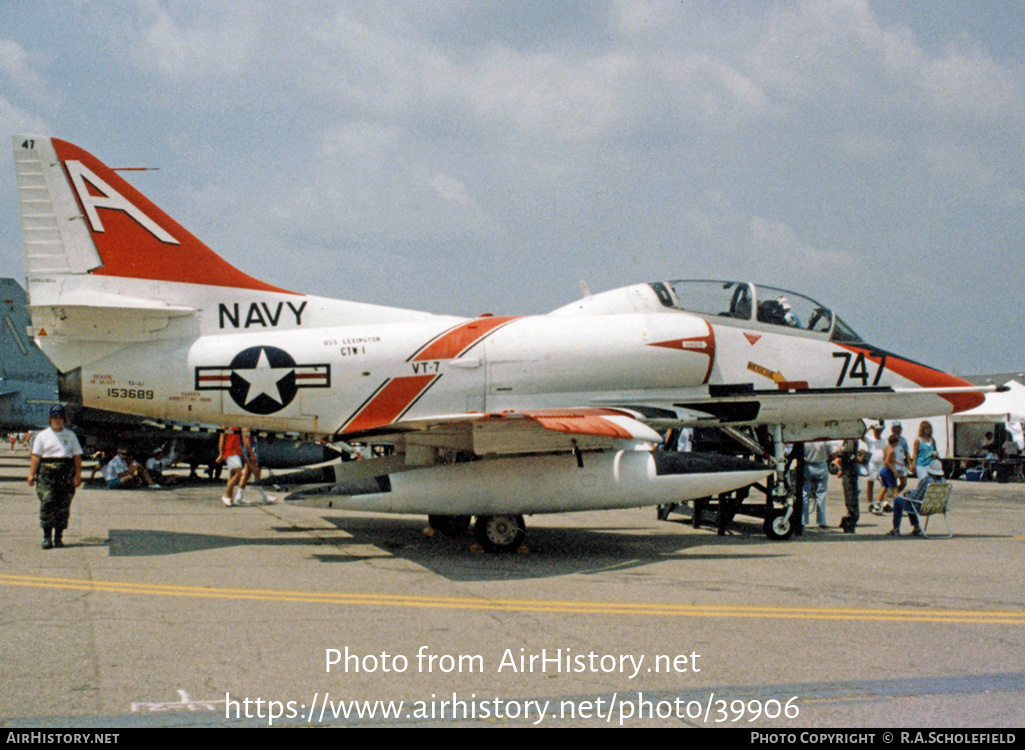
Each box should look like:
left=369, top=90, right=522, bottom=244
left=29, top=303, right=196, bottom=342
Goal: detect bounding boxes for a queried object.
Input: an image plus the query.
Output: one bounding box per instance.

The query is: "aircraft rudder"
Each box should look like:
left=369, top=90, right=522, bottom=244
left=14, top=135, right=102, bottom=278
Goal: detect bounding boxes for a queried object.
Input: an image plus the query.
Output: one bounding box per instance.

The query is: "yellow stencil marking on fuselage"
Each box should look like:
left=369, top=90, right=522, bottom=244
left=747, top=361, right=785, bottom=384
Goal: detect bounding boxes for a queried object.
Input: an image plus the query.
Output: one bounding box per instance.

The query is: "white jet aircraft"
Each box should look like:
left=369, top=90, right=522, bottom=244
left=12, top=136, right=989, bottom=550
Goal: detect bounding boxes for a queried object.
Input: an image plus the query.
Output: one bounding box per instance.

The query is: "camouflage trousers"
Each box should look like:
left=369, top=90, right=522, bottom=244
left=36, top=459, right=76, bottom=531
left=840, top=471, right=860, bottom=530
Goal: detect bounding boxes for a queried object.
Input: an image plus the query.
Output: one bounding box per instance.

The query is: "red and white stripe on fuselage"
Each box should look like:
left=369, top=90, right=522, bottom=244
left=339, top=315, right=520, bottom=434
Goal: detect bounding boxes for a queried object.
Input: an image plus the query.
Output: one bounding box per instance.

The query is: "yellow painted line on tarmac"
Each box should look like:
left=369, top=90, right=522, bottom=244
left=2, top=573, right=1024, bottom=624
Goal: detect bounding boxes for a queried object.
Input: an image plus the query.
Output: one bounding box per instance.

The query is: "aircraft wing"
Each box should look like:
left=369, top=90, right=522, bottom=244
left=334, top=384, right=996, bottom=453
left=336, top=407, right=664, bottom=455
left=603, top=383, right=998, bottom=440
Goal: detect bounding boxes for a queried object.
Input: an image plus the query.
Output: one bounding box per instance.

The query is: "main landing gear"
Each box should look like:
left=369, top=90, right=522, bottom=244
left=428, top=514, right=527, bottom=553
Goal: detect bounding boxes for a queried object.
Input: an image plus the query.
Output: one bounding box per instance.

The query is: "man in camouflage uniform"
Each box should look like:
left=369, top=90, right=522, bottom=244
left=27, top=406, right=83, bottom=549
left=835, top=439, right=862, bottom=534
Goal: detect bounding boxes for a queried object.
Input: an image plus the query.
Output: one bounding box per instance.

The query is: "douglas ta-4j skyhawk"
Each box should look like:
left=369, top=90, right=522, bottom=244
left=12, top=136, right=989, bottom=551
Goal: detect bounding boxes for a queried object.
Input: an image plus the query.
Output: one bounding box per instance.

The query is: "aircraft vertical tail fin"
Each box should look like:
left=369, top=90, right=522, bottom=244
left=13, top=135, right=290, bottom=294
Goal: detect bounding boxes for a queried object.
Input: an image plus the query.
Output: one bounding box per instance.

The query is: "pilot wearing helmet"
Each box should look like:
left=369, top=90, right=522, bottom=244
left=777, top=296, right=800, bottom=327
left=757, top=295, right=801, bottom=328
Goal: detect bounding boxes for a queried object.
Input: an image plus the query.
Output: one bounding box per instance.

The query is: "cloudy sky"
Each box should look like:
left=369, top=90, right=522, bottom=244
left=1, top=1, right=1022, bottom=375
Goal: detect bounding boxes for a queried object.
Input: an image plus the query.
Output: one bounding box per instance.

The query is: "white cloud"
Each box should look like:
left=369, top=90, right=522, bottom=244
left=131, top=1, right=259, bottom=79
left=656, top=52, right=769, bottom=123
left=0, top=39, right=59, bottom=110
left=747, top=216, right=855, bottom=273
left=429, top=172, right=476, bottom=209
left=918, top=45, right=1025, bottom=121
left=0, top=96, right=51, bottom=140
left=316, top=122, right=402, bottom=163
left=467, top=49, right=637, bottom=142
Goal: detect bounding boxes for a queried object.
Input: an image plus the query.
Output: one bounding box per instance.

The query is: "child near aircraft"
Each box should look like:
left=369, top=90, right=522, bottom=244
left=873, top=434, right=901, bottom=515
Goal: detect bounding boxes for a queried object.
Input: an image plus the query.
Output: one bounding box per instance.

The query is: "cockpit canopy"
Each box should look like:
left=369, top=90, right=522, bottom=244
left=649, top=280, right=863, bottom=343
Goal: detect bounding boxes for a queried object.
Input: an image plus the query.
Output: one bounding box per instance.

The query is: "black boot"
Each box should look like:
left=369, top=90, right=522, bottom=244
left=42, top=527, right=53, bottom=550
left=54, top=530, right=64, bottom=548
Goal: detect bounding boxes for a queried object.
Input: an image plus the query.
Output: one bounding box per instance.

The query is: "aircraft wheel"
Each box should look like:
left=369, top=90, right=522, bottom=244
left=474, top=514, right=526, bottom=553
left=763, top=512, right=795, bottom=541
left=428, top=514, right=471, bottom=537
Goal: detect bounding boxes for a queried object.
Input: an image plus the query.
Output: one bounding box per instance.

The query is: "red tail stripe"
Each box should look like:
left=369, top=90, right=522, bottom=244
left=52, top=139, right=295, bottom=294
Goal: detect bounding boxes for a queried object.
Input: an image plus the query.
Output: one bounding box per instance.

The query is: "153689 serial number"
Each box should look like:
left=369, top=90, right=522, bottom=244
left=107, top=388, right=154, bottom=400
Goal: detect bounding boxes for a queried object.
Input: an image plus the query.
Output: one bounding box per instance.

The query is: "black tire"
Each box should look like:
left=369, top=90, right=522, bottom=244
left=428, top=515, right=471, bottom=537
left=474, top=515, right=526, bottom=553
left=763, top=511, right=795, bottom=540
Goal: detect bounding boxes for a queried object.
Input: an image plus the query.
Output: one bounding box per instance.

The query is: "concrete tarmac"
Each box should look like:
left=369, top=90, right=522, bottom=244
left=0, top=448, right=1023, bottom=728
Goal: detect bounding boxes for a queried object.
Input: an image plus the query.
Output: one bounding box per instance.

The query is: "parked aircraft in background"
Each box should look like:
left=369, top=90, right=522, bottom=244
left=0, top=277, right=60, bottom=431
left=12, top=136, right=989, bottom=550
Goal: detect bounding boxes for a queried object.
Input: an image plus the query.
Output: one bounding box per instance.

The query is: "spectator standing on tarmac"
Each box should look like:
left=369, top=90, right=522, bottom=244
left=27, top=406, right=83, bottom=549
left=862, top=424, right=887, bottom=511
left=801, top=441, right=831, bottom=528
left=236, top=430, right=276, bottom=504
left=873, top=434, right=901, bottom=514
left=834, top=439, right=863, bottom=534
left=911, top=421, right=940, bottom=480
left=890, top=422, right=910, bottom=496
left=217, top=427, right=246, bottom=506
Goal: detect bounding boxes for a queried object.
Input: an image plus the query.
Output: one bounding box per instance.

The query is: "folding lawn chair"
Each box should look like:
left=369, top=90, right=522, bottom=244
left=905, top=482, right=953, bottom=538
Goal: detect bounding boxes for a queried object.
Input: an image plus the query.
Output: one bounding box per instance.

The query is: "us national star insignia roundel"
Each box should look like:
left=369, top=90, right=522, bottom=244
left=229, top=346, right=298, bottom=414
left=195, top=346, right=331, bottom=414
